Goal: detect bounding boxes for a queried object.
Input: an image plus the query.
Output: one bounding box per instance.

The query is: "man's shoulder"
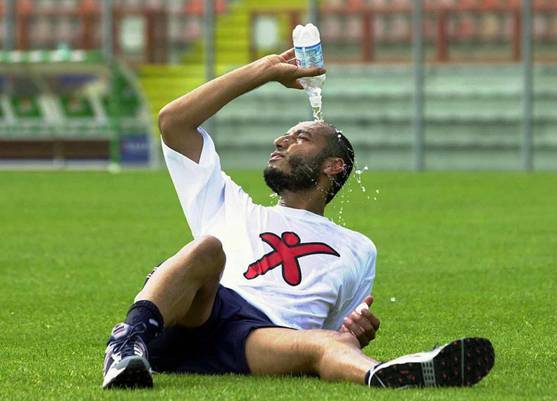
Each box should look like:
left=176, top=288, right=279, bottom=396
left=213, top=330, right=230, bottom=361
left=352, top=231, right=376, bottom=258
left=329, top=222, right=376, bottom=257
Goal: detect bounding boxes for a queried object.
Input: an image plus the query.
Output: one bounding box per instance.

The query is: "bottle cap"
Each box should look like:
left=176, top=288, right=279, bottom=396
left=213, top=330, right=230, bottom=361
left=292, top=25, right=303, bottom=42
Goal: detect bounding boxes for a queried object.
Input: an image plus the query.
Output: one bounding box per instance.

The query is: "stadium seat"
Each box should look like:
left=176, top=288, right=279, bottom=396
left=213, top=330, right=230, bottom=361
left=210, top=63, right=557, bottom=168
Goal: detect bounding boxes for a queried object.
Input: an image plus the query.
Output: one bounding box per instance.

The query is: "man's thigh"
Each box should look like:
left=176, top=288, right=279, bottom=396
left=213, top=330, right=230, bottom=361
left=245, top=327, right=372, bottom=383
left=245, top=328, right=351, bottom=375
left=139, top=239, right=223, bottom=328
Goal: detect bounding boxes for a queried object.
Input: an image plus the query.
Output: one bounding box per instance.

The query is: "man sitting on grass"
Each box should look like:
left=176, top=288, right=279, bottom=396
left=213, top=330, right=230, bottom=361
left=102, top=49, right=494, bottom=390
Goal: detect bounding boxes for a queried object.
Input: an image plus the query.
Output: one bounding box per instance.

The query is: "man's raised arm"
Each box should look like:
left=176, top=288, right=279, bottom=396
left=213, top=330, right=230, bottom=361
left=157, top=49, right=325, bottom=162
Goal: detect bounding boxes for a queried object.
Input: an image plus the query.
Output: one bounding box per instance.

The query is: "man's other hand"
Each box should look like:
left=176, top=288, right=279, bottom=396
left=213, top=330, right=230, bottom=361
left=263, top=48, right=326, bottom=90
left=340, top=295, right=380, bottom=348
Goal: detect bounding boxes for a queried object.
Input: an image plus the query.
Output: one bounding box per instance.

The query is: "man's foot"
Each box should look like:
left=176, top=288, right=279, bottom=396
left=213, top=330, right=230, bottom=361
left=102, top=323, right=153, bottom=389
left=367, top=337, right=494, bottom=388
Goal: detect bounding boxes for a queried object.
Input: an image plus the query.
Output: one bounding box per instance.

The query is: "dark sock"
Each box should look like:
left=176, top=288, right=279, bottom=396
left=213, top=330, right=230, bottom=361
left=125, top=300, right=164, bottom=344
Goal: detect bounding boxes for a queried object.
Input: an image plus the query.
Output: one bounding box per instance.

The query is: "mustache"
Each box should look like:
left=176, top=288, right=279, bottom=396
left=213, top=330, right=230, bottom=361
left=263, top=153, right=327, bottom=195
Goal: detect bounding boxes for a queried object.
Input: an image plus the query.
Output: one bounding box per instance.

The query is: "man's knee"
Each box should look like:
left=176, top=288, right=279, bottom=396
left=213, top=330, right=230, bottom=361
left=298, top=330, right=358, bottom=367
left=319, top=331, right=359, bottom=350
left=312, top=331, right=360, bottom=370
left=192, top=235, right=226, bottom=265
left=174, top=235, right=225, bottom=280
left=333, top=331, right=360, bottom=348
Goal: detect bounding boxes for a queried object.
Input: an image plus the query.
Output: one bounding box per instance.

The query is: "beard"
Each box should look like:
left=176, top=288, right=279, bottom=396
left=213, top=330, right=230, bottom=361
left=263, top=153, right=326, bottom=196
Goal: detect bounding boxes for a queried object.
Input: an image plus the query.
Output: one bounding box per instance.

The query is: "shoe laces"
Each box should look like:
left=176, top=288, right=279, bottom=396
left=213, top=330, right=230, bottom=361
left=110, top=323, right=147, bottom=357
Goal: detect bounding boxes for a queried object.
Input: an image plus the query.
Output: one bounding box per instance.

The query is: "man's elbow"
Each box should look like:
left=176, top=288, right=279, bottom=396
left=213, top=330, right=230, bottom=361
left=158, top=106, right=197, bottom=146
left=158, top=106, right=173, bottom=140
left=157, top=106, right=201, bottom=159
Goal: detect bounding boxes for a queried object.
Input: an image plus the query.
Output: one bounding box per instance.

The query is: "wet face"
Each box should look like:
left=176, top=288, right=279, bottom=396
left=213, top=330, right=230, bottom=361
left=263, top=121, right=332, bottom=196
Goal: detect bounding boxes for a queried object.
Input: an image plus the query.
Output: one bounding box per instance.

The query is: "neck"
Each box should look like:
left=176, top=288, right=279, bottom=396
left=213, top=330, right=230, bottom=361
left=277, top=188, right=327, bottom=216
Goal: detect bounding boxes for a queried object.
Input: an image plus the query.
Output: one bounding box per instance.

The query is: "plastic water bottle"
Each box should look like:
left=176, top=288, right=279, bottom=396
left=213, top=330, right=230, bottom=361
left=292, top=23, right=326, bottom=121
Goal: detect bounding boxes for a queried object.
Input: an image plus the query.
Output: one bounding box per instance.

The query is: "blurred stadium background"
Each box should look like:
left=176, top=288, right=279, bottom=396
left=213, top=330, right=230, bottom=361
left=1, top=0, right=556, bottom=170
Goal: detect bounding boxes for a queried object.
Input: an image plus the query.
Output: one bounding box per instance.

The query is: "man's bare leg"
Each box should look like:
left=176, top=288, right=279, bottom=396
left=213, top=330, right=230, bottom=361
left=103, top=235, right=225, bottom=389
left=246, top=328, right=377, bottom=384
left=135, top=235, right=225, bottom=327
left=246, top=328, right=495, bottom=388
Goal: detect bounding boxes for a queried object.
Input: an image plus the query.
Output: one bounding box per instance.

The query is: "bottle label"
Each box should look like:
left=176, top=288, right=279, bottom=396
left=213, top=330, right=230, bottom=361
left=294, top=43, right=324, bottom=68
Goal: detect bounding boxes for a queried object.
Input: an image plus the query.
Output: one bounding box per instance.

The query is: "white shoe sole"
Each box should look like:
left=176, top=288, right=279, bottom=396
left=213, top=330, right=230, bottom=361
left=102, top=356, right=153, bottom=389
left=368, top=337, right=495, bottom=388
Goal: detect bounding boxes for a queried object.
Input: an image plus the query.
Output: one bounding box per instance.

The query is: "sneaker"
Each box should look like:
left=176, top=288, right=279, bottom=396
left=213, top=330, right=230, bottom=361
left=102, top=323, right=153, bottom=389
left=367, top=337, right=495, bottom=388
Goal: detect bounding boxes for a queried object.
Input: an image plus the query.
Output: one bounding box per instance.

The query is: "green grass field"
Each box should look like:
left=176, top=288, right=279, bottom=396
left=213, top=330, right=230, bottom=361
left=1, top=170, right=555, bottom=401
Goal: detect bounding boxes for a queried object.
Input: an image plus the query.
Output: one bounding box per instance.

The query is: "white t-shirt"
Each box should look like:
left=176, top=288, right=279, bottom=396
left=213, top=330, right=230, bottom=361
left=162, top=128, right=376, bottom=331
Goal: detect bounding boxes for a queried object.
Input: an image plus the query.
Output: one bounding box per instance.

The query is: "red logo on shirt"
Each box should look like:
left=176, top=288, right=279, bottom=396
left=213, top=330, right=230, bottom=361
left=244, top=232, right=340, bottom=286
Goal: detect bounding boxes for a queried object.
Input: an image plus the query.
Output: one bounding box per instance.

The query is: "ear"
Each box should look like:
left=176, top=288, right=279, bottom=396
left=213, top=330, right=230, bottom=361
left=322, top=157, right=345, bottom=178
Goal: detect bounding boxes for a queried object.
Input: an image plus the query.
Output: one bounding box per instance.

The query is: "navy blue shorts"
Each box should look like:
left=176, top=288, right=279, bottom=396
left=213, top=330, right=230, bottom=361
left=147, top=285, right=280, bottom=375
